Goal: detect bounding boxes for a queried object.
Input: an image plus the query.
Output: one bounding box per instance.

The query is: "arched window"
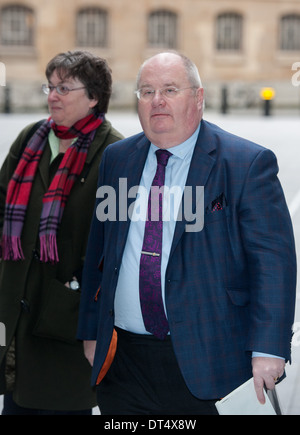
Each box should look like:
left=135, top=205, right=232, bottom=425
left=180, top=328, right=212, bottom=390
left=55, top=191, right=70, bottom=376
left=0, top=5, right=34, bottom=46
left=148, top=10, right=178, bottom=49
left=77, top=8, right=108, bottom=47
left=216, top=13, right=243, bottom=51
left=280, top=14, right=300, bottom=51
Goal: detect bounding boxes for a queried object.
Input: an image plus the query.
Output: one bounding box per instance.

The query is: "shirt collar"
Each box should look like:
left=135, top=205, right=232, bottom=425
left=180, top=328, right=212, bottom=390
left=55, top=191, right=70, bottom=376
left=48, top=129, right=78, bottom=163
left=150, top=122, right=201, bottom=161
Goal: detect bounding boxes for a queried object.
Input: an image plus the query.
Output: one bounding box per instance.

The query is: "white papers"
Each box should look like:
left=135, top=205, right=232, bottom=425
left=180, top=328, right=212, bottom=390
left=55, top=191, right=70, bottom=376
left=215, top=378, right=277, bottom=415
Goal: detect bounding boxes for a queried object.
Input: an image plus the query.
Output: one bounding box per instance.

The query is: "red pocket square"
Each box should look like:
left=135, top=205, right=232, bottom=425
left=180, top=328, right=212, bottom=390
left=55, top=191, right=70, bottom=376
left=207, top=193, right=228, bottom=213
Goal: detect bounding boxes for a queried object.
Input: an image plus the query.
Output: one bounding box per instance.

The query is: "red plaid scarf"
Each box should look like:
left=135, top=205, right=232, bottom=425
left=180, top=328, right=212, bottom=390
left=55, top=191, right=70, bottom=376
left=2, top=112, right=104, bottom=264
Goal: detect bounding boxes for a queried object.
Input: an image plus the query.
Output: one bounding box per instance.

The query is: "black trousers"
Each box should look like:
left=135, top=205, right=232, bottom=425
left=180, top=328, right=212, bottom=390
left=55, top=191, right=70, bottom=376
left=97, top=327, right=218, bottom=415
left=2, top=394, right=92, bottom=415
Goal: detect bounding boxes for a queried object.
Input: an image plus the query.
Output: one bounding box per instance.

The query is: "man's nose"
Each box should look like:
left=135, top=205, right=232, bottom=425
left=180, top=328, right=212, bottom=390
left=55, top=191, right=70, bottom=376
left=151, top=90, right=166, bottom=106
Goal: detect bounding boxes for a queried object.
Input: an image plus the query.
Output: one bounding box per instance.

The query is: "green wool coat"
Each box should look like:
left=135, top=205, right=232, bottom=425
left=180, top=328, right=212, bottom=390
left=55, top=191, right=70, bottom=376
left=0, top=119, right=123, bottom=411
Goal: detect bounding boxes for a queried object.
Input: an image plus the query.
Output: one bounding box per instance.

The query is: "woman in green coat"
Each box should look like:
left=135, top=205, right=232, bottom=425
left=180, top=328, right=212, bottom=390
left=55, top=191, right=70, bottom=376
left=0, top=51, right=123, bottom=414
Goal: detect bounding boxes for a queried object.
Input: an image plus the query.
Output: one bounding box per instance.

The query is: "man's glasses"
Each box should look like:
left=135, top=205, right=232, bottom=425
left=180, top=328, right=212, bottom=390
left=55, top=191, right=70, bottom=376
left=135, top=86, right=197, bottom=101
left=42, top=84, right=86, bottom=96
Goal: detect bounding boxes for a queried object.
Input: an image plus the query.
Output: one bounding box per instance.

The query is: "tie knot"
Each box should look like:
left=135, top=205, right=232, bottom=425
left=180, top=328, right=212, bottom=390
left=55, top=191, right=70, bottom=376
left=155, top=149, right=172, bottom=167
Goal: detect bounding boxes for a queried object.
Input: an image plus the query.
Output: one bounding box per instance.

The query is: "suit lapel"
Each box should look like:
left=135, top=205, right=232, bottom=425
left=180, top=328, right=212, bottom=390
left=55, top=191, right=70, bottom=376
left=125, top=135, right=151, bottom=189
left=169, top=121, right=216, bottom=259
left=115, top=135, right=151, bottom=263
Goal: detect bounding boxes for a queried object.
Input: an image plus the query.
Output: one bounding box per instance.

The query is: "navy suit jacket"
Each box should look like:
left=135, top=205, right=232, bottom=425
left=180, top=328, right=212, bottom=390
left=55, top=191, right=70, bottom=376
left=77, top=120, right=297, bottom=400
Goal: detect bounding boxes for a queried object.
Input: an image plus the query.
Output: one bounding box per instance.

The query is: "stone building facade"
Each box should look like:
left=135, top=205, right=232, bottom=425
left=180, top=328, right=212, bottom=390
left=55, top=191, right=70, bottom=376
left=0, top=0, right=300, bottom=111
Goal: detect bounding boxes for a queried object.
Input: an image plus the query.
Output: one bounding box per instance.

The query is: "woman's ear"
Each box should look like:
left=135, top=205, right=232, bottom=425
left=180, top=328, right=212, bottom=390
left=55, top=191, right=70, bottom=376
left=89, top=98, right=99, bottom=110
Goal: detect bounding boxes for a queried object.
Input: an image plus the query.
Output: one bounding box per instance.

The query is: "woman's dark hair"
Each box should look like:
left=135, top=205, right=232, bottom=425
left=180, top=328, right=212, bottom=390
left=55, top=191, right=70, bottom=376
left=46, top=50, right=112, bottom=113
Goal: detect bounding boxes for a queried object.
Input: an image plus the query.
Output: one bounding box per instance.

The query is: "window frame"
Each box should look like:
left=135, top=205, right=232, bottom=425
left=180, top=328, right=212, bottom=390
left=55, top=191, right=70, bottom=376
left=76, top=7, right=108, bottom=48
left=216, top=12, right=243, bottom=52
left=148, top=9, right=178, bottom=49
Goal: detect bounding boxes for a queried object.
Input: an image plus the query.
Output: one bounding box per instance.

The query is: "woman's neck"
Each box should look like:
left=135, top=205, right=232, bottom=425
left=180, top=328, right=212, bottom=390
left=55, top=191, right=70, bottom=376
left=59, top=139, right=73, bottom=153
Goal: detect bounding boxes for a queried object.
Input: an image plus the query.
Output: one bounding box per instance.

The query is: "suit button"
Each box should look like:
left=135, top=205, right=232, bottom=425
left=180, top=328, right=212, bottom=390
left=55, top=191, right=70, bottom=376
left=109, top=309, right=114, bottom=317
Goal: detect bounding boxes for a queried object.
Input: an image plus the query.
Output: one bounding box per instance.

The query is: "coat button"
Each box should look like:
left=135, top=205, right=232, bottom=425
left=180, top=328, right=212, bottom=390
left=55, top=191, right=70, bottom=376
left=109, top=309, right=114, bottom=317
left=32, top=249, right=40, bottom=261
left=20, top=299, right=30, bottom=313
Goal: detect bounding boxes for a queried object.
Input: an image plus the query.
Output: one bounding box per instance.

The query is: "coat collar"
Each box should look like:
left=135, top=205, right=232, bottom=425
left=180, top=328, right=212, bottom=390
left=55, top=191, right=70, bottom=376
left=37, top=145, right=51, bottom=191
left=124, top=119, right=217, bottom=185
left=85, top=119, right=114, bottom=165
left=37, top=120, right=115, bottom=191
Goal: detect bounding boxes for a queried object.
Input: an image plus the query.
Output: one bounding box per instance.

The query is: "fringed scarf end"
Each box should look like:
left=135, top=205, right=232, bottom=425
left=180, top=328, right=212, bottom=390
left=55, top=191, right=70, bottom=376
left=2, top=236, right=25, bottom=261
left=40, top=234, right=59, bottom=265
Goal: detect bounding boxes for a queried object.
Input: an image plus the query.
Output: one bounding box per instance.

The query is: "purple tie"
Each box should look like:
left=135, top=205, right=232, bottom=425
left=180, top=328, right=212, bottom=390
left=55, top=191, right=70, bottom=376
left=139, top=149, right=172, bottom=340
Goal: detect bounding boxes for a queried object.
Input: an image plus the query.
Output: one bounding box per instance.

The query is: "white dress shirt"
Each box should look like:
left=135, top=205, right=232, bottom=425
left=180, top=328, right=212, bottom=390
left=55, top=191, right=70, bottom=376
left=114, top=125, right=200, bottom=334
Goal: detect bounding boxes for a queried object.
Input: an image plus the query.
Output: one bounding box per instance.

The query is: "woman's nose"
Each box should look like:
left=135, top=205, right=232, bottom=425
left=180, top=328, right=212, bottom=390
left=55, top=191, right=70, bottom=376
left=48, top=87, right=60, bottom=101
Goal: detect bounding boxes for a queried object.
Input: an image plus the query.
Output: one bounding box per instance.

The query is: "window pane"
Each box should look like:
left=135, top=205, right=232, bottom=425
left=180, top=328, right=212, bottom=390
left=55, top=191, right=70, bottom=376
left=280, top=15, right=300, bottom=51
left=148, top=10, right=177, bottom=49
left=1, top=5, right=34, bottom=46
left=217, top=13, right=243, bottom=51
left=77, top=8, right=108, bottom=47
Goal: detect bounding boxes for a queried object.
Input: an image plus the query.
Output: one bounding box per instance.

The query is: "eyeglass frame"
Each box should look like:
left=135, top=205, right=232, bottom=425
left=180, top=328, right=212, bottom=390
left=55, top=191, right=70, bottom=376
left=42, top=84, right=86, bottom=96
left=134, top=86, right=198, bottom=101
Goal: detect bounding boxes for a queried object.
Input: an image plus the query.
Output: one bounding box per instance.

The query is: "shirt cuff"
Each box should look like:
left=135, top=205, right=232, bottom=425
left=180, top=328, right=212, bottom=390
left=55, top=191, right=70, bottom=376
left=252, top=352, right=285, bottom=360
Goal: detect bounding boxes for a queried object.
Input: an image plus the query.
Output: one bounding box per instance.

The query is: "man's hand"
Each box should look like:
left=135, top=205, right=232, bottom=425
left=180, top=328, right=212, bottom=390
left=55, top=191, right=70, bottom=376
left=252, top=357, right=285, bottom=404
left=83, top=340, right=97, bottom=367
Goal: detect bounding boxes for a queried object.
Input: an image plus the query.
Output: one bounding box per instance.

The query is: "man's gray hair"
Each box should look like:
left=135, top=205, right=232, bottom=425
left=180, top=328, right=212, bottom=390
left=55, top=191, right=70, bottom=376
left=179, top=53, right=202, bottom=88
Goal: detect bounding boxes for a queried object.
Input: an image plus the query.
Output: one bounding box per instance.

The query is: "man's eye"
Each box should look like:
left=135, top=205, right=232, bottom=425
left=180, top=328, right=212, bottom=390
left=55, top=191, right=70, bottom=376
left=143, top=89, right=154, bottom=96
left=165, top=87, right=177, bottom=94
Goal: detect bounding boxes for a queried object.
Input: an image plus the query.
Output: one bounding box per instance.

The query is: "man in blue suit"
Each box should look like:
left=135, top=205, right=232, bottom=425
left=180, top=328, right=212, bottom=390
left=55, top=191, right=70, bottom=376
left=77, top=52, right=296, bottom=415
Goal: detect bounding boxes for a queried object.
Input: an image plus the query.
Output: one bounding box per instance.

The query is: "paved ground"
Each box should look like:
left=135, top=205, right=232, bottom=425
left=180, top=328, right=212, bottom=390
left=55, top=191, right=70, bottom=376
left=0, top=109, right=299, bottom=415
